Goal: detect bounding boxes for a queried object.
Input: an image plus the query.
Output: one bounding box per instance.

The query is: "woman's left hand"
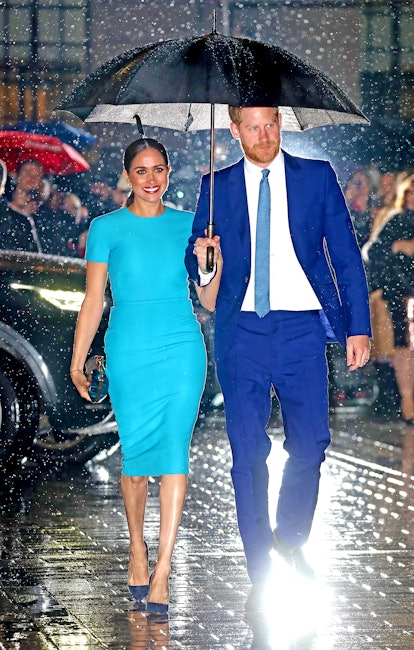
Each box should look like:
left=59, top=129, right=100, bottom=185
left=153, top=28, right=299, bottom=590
left=70, top=370, right=92, bottom=401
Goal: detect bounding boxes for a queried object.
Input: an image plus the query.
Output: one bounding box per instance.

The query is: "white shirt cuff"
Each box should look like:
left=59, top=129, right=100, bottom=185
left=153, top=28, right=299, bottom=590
left=199, top=264, right=217, bottom=286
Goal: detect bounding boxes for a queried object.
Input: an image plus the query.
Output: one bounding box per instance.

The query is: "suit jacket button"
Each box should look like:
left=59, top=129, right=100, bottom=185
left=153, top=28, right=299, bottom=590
left=244, top=276, right=249, bottom=283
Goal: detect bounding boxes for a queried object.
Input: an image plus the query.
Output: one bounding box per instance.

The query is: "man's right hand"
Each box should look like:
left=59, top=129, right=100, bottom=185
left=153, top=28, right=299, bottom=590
left=193, top=234, right=222, bottom=274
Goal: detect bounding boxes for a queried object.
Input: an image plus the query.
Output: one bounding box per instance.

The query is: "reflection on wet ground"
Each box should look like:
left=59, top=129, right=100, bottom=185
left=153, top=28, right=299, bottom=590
left=1, top=407, right=414, bottom=649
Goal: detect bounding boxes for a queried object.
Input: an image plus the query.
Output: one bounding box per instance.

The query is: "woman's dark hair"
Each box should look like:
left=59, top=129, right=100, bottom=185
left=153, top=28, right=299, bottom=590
left=123, top=138, right=169, bottom=207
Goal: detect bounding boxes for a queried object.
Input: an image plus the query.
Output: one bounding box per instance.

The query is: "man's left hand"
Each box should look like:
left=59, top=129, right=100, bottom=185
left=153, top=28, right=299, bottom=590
left=346, top=335, right=371, bottom=371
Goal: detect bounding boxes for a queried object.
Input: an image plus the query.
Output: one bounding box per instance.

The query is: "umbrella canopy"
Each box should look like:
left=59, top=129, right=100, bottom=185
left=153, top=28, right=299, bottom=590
left=0, top=131, right=90, bottom=175
left=57, top=28, right=368, bottom=269
left=4, top=120, right=97, bottom=149
left=58, top=30, right=368, bottom=132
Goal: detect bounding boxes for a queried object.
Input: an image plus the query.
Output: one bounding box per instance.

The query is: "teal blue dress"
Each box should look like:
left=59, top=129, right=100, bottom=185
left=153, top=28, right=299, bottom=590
left=86, top=206, right=206, bottom=476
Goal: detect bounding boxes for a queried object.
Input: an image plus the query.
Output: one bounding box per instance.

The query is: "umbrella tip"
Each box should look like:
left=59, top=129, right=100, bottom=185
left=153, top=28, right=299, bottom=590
left=134, top=115, right=145, bottom=137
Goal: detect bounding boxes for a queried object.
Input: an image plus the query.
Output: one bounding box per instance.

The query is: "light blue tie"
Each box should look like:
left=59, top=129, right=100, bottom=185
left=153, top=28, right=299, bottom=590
left=255, top=168, right=271, bottom=318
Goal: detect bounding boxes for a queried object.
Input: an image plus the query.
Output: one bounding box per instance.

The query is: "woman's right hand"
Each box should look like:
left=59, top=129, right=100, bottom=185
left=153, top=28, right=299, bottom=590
left=70, top=370, right=92, bottom=401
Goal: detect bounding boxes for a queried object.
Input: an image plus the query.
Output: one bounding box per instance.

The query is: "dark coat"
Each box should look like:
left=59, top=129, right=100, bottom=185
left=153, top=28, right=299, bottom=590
left=368, top=210, right=414, bottom=302
left=0, top=198, right=40, bottom=252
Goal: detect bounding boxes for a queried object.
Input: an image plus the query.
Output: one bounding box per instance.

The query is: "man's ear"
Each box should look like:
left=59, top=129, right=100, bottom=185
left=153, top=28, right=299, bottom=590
left=229, top=122, right=240, bottom=140
left=278, top=111, right=283, bottom=128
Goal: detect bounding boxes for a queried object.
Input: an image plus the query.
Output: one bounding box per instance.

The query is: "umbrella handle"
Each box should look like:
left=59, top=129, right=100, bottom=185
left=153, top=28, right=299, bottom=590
left=206, top=222, right=215, bottom=272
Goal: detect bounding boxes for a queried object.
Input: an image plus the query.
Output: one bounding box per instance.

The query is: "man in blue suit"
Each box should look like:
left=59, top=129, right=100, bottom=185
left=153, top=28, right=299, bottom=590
left=185, top=106, right=371, bottom=614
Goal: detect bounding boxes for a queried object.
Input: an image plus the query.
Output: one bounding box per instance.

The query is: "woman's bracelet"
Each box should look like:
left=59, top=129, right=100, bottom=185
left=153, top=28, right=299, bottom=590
left=70, top=369, right=84, bottom=375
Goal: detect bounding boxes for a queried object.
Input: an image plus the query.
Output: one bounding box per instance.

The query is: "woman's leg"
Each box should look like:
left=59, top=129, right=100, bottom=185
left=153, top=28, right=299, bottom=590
left=393, top=347, right=414, bottom=420
left=121, top=474, right=149, bottom=586
left=148, top=474, right=188, bottom=605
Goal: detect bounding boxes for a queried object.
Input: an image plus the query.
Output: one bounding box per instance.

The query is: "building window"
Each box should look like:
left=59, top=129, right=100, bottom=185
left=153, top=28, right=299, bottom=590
left=223, top=0, right=413, bottom=120
left=362, top=1, right=414, bottom=118
left=0, top=0, right=90, bottom=124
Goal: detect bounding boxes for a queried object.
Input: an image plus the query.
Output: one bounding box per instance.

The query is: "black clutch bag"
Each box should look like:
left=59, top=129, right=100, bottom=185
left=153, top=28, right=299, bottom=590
left=85, top=355, right=109, bottom=403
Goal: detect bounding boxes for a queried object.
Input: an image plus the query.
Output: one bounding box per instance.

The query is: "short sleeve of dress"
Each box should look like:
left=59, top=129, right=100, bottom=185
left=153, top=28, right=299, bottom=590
left=85, top=216, right=110, bottom=264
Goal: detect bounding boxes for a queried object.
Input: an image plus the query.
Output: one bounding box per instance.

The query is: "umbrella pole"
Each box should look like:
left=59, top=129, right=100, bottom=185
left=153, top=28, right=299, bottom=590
left=206, top=103, right=215, bottom=272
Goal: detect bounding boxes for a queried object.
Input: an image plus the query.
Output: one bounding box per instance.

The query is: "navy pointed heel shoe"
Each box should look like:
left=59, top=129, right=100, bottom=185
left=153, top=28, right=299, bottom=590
left=146, top=601, right=169, bottom=617
left=146, top=572, right=169, bottom=619
left=128, top=541, right=149, bottom=604
left=128, top=584, right=149, bottom=602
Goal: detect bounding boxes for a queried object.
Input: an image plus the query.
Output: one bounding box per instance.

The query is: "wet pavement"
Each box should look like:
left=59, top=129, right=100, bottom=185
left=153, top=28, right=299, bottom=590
left=1, top=405, right=414, bottom=649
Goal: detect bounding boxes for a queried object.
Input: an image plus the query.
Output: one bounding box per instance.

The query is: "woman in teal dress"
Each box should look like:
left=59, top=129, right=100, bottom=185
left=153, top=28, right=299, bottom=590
left=70, top=138, right=222, bottom=616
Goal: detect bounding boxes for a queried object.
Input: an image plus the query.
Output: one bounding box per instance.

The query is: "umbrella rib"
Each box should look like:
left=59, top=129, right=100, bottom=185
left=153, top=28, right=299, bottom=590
left=184, top=105, right=194, bottom=131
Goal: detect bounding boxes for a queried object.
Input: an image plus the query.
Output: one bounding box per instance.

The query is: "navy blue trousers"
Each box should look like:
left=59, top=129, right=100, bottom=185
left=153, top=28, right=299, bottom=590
left=216, top=310, right=331, bottom=583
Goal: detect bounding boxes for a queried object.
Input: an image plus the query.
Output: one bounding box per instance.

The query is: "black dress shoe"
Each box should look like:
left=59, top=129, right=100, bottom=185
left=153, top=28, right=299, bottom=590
left=245, top=580, right=267, bottom=618
left=272, top=532, right=315, bottom=580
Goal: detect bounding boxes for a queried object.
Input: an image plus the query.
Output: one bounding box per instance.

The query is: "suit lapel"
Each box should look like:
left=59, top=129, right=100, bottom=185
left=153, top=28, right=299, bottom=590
left=283, top=150, right=302, bottom=246
left=223, top=159, right=251, bottom=266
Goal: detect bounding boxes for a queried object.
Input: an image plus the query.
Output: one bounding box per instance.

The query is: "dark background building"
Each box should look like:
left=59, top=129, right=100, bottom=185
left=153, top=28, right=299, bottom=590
left=1, top=0, right=413, bottom=123
left=0, top=0, right=413, bottom=200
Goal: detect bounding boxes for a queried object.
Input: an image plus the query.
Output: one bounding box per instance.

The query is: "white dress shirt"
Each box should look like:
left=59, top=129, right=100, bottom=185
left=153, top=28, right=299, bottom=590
left=241, top=152, right=321, bottom=312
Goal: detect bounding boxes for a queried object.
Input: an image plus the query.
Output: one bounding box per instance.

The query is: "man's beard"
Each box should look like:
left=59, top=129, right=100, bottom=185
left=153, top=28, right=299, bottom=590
left=242, top=140, right=280, bottom=165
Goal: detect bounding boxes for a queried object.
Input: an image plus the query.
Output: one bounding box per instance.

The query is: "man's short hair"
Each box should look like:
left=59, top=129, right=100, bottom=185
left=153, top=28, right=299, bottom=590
left=228, top=106, right=279, bottom=125
left=16, top=158, right=44, bottom=175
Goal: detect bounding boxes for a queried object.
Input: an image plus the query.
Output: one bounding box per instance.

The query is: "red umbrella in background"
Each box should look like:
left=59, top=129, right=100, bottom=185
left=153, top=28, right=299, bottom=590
left=0, top=131, right=90, bottom=175
left=4, top=120, right=97, bottom=150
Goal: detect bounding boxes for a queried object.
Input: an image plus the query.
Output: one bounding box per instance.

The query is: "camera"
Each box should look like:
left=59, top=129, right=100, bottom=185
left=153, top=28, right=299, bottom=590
left=27, top=189, right=42, bottom=203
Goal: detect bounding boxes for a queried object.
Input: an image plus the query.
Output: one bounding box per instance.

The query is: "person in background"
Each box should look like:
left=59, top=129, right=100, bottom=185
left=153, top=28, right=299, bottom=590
left=362, top=171, right=413, bottom=415
left=112, top=173, right=131, bottom=207
left=8, top=159, right=45, bottom=218
left=28, top=185, right=90, bottom=257
left=0, top=159, right=8, bottom=204
left=86, top=178, right=118, bottom=218
left=185, top=106, right=371, bottom=617
left=9, top=158, right=44, bottom=199
left=70, top=138, right=211, bottom=618
left=53, top=193, right=89, bottom=257
left=30, top=178, right=60, bottom=254
left=368, top=170, right=414, bottom=245
left=1, top=159, right=43, bottom=252
left=45, top=186, right=65, bottom=215
left=62, top=184, right=93, bottom=257
left=376, top=171, right=397, bottom=208
left=367, top=174, right=414, bottom=423
left=344, top=169, right=374, bottom=247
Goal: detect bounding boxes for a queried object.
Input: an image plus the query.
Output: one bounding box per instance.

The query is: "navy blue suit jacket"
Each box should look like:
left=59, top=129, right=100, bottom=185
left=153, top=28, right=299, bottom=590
left=185, top=151, right=372, bottom=362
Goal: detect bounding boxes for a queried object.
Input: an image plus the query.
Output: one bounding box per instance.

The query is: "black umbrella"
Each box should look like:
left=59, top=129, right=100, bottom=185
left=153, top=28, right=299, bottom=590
left=58, top=26, right=368, bottom=268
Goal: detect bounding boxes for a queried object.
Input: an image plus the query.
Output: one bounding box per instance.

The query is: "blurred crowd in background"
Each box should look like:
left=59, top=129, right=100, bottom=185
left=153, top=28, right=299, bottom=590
left=0, top=145, right=413, bottom=422
left=0, top=156, right=131, bottom=257
left=348, top=166, right=414, bottom=423
left=0, top=149, right=412, bottom=262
